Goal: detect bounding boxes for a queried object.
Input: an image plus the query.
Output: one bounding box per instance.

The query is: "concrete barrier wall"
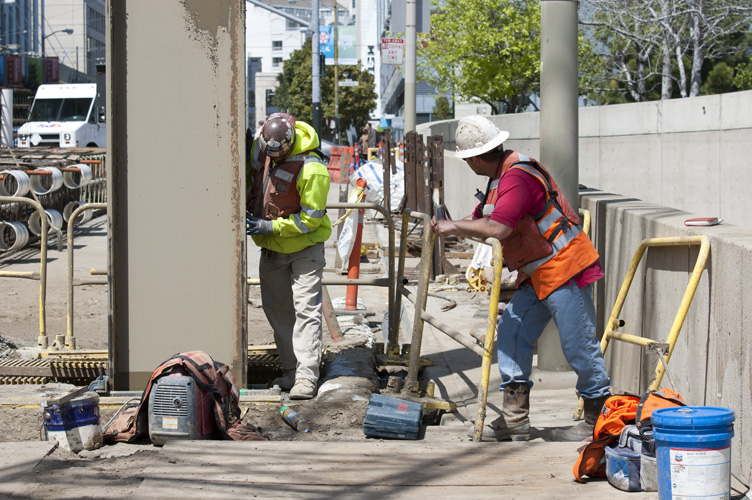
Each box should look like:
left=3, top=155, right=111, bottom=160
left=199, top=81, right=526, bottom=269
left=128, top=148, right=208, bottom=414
left=418, top=90, right=752, bottom=229
left=581, top=190, right=752, bottom=485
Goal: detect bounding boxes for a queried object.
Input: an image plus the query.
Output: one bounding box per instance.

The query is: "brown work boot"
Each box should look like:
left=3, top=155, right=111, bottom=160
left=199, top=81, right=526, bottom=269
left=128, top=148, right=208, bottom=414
left=483, top=383, right=531, bottom=441
left=551, top=394, right=611, bottom=442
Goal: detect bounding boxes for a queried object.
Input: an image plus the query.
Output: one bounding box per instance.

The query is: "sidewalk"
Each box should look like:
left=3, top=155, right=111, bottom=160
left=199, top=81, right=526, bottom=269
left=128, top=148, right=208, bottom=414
left=0, top=196, right=662, bottom=499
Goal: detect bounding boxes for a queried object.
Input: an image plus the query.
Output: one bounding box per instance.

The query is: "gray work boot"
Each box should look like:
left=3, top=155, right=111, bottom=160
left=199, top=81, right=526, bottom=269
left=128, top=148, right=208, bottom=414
left=468, top=382, right=531, bottom=441
left=551, top=394, right=611, bottom=442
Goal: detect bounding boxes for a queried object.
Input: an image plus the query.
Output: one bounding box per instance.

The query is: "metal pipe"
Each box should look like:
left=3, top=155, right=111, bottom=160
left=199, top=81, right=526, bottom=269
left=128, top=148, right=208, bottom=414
left=403, top=209, right=433, bottom=393
left=599, top=235, right=710, bottom=392
left=650, top=236, right=710, bottom=389
left=245, top=0, right=309, bottom=26
left=0, top=196, right=49, bottom=348
left=404, top=0, right=417, bottom=132
left=0, top=271, right=40, bottom=280
left=327, top=201, right=396, bottom=343
left=398, top=283, right=483, bottom=356
left=473, top=237, right=503, bottom=442
left=578, top=208, right=591, bottom=236
left=392, top=211, right=410, bottom=354
left=66, top=202, right=107, bottom=350
left=311, top=0, right=321, bottom=138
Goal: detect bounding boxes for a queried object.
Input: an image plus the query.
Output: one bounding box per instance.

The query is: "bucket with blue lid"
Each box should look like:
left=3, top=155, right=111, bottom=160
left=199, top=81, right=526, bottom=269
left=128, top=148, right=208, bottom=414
left=652, top=406, right=734, bottom=500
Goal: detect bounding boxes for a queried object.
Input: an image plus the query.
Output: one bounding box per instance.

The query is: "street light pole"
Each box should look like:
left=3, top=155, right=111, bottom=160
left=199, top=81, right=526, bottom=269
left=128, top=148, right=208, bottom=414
left=333, top=3, right=339, bottom=144
left=42, top=28, right=74, bottom=58
left=312, top=0, right=322, bottom=139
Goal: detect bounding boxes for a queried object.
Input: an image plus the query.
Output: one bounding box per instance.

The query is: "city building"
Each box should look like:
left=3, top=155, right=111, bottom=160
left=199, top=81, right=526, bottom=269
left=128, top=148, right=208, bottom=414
left=245, top=0, right=386, bottom=132
left=0, top=0, right=105, bottom=84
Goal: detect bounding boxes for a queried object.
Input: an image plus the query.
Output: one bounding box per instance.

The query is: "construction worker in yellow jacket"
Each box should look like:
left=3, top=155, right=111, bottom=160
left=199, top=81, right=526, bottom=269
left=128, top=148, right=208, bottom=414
left=247, top=113, right=331, bottom=400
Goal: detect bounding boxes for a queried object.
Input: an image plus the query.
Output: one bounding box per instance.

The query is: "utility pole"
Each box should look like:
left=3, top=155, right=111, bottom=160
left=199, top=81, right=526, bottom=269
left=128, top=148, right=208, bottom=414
left=538, top=0, right=579, bottom=372
left=404, top=0, right=417, bottom=133
left=40, top=0, right=45, bottom=57
left=312, top=0, right=322, bottom=139
left=333, top=3, right=339, bottom=144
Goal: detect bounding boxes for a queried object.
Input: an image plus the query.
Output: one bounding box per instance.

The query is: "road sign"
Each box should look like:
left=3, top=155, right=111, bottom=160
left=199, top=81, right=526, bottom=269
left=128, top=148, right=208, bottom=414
left=338, top=80, right=359, bottom=87
left=381, top=38, right=404, bottom=66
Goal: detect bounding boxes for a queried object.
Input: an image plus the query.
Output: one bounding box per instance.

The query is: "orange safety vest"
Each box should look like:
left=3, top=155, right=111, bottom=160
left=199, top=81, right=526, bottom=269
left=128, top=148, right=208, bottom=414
left=248, top=150, right=322, bottom=220
left=481, top=151, right=600, bottom=299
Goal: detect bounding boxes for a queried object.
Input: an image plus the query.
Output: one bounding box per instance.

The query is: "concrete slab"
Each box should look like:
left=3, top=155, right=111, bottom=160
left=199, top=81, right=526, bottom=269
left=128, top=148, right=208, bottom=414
left=135, top=440, right=658, bottom=499
left=0, top=442, right=56, bottom=497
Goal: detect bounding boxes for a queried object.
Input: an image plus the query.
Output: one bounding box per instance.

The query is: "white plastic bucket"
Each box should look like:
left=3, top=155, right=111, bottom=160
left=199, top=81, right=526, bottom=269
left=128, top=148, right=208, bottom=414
left=0, top=170, right=31, bottom=197
left=63, top=164, right=94, bottom=189
left=0, top=221, right=29, bottom=251
left=63, top=201, right=93, bottom=225
left=29, top=167, right=64, bottom=195
left=28, top=209, right=64, bottom=236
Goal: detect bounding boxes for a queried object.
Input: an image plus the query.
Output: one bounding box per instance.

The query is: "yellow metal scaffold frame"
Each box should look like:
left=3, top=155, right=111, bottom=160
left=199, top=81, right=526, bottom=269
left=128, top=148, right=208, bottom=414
left=600, top=235, right=711, bottom=391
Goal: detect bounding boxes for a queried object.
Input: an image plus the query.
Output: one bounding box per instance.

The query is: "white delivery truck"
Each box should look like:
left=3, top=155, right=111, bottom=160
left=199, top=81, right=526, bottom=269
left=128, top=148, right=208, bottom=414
left=17, top=83, right=105, bottom=148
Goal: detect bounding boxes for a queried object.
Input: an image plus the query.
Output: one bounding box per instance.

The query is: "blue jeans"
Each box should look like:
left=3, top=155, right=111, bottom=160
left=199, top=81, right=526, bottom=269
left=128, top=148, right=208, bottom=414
left=496, top=281, right=611, bottom=399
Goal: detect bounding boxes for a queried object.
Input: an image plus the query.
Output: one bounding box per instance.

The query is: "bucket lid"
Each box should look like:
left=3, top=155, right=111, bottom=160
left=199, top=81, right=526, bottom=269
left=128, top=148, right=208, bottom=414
left=652, top=406, right=734, bottom=427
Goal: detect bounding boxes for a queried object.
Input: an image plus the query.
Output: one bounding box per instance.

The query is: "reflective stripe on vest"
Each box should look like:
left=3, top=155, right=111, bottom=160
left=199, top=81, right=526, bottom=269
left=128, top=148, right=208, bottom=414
left=505, top=163, right=577, bottom=277
left=482, top=152, right=599, bottom=299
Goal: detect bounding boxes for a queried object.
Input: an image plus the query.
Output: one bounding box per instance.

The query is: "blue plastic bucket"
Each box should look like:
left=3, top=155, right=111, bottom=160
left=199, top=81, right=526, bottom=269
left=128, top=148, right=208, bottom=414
left=652, top=406, right=735, bottom=500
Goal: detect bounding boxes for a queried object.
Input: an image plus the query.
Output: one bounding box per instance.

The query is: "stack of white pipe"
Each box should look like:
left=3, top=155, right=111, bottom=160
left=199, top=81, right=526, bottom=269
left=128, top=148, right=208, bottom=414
left=30, top=167, right=64, bottom=195
left=28, top=209, right=64, bottom=236
left=63, top=164, right=93, bottom=189
left=0, top=170, right=31, bottom=197
left=0, top=221, right=29, bottom=251
left=63, top=201, right=93, bottom=225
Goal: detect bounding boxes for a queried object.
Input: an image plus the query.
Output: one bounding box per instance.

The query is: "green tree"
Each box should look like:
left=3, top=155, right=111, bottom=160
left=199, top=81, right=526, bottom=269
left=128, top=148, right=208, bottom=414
left=701, top=62, right=735, bottom=94
left=418, top=0, right=541, bottom=114
left=431, top=96, right=453, bottom=120
left=273, top=41, right=377, bottom=142
left=580, top=0, right=752, bottom=101
left=733, top=58, right=752, bottom=90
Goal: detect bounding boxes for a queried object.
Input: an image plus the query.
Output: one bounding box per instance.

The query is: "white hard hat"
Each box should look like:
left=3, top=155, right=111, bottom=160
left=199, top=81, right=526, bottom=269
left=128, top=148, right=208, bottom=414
left=454, top=116, right=510, bottom=159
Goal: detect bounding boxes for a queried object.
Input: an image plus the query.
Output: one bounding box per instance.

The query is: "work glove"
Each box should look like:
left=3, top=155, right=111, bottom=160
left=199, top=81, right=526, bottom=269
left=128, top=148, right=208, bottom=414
left=246, top=215, right=273, bottom=235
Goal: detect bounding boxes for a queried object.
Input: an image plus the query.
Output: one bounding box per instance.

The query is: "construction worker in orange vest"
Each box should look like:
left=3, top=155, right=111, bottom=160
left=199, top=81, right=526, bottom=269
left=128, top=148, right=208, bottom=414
left=431, top=115, right=611, bottom=441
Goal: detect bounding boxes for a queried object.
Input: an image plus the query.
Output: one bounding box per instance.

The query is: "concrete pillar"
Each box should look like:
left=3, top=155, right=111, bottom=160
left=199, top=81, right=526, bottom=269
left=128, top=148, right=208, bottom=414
left=107, top=0, right=247, bottom=389
left=538, top=0, right=579, bottom=371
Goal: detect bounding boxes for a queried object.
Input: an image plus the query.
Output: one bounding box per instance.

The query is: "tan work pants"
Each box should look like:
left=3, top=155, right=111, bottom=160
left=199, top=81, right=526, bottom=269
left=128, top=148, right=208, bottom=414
left=259, top=242, right=325, bottom=383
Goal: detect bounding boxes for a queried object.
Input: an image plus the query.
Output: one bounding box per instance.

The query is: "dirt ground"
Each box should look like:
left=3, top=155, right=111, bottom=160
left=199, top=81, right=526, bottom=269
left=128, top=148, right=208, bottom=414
left=0, top=214, right=445, bottom=446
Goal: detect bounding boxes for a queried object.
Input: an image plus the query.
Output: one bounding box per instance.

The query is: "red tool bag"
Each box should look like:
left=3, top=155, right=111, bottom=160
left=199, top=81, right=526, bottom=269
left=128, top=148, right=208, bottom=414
left=103, top=350, right=266, bottom=443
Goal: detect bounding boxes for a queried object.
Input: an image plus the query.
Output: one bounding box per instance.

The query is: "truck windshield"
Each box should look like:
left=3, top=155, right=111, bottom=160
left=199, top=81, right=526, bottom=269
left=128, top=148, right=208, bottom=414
left=29, top=98, right=93, bottom=122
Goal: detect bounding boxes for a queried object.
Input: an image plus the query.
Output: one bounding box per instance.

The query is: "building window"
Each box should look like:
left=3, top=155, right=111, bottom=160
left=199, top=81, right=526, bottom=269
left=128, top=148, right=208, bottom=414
left=272, top=57, right=283, bottom=68
left=272, top=40, right=283, bottom=51
left=87, top=7, right=106, bottom=34
left=87, top=37, right=106, bottom=74
left=284, top=7, right=311, bottom=31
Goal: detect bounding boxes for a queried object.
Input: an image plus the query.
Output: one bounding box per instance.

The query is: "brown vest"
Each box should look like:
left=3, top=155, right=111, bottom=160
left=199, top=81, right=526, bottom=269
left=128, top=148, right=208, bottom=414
left=249, top=152, right=318, bottom=220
